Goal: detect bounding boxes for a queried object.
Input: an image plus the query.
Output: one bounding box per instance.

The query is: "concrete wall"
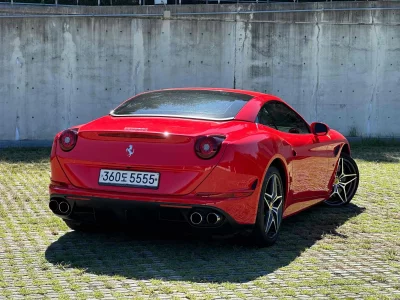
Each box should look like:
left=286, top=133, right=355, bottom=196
left=0, top=2, right=400, bottom=140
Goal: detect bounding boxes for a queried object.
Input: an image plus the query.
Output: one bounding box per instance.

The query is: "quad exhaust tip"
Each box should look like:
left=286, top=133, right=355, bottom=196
left=206, top=213, right=221, bottom=225
left=190, top=212, right=203, bottom=225
left=49, top=200, right=59, bottom=212
left=49, top=199, right=71, bottom=215
left=189, top=211, right=222, bottom=226
left=58, top=201, right=71, bottom=214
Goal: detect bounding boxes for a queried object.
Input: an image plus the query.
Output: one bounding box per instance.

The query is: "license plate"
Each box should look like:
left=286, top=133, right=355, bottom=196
left=98, top=169, right=159, bottom=188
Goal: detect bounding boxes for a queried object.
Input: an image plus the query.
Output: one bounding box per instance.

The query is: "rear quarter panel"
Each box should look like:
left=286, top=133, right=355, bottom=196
left=194, top=124, right=293, bottom=224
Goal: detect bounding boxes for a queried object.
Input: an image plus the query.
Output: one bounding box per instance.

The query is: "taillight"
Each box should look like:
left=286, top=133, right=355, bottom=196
left=194, top=136, right=225, bottom=159
left=59, top=129, right=78, bottom=152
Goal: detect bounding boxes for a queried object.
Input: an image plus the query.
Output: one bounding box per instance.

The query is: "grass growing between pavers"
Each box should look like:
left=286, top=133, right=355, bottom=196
left=0, top=144, right=399, bottom=299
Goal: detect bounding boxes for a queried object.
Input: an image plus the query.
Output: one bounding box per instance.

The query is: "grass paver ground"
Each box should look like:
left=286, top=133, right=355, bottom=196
left=0, top=143, right=399, bottom=299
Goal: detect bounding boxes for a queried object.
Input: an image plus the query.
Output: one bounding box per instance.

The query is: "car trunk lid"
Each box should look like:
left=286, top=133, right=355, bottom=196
left=56, top=116, right=235, bottom=196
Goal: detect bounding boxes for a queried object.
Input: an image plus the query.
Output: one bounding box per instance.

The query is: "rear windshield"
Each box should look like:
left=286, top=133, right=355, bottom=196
left=111, top=90, right=253, bottom=120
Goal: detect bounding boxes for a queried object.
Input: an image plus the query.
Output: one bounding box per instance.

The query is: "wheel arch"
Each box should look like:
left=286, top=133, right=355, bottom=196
left=252, top=155, right=289, bottom=246
left=269, top=158, right=287, bottom=198
left=341, top=143, right=351, bottom=156
left=262, top=155, right=289, bottom=208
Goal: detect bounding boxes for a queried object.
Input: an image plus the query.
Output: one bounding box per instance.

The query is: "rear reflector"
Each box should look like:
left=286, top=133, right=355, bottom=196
left=66, top=196, right=90, bottom=201
left=196, top=191, right=254, bottom=198
left=50, top=180, right=68, bottom=187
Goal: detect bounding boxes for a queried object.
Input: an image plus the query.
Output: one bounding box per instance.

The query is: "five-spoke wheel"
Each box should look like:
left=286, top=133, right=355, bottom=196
left=264, top=174, right=284, bottom=238
left=325, top=153, right=359, bottom=206
left=253, top=166, right=284, bottom=246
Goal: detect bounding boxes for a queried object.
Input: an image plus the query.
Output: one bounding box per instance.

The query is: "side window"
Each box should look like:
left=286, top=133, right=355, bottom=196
left=257, top=101, right=310, bottom=134
left=257, top=106, right=278, bottom=129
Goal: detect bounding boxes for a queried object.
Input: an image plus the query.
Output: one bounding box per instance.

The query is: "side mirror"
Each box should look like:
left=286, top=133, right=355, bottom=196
left=311, top=122, right=329, bottom=136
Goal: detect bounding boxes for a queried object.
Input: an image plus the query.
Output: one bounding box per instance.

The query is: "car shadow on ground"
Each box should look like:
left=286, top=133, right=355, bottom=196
left=45, top=203, right=365, bottom=283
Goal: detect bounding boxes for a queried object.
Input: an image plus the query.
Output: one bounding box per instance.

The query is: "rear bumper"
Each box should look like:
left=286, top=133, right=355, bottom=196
left=49, top=185, right=256, bottom=235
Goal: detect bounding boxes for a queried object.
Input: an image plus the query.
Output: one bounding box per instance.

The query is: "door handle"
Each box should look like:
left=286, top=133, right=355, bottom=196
left=292, top=150, right=297, bottom=157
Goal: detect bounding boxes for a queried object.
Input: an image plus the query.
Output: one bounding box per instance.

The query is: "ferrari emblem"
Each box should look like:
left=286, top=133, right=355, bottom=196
left=126, top=145, right=134, bottom=157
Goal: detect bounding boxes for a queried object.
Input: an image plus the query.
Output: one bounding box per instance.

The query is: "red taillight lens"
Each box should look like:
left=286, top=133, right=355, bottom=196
left=195, top=136, right=225, bottom=159
left=59, top=129, right=78, bottom=152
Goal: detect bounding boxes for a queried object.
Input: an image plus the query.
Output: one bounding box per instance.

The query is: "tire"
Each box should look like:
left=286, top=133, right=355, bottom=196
left=63, top=219, right=97, bottom=232
left=324, top=152, right=359, bottom=206
left=252, top=166, right=285, bottom=247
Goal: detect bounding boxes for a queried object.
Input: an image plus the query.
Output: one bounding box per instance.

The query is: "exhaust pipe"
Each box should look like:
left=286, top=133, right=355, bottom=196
left=190, top=212, right=203, bottom=225
left=49, top=200, right=59, bottom=212
left=58, top=201, right=71, bottom=214
left=207, top=213, right=221, bottom=225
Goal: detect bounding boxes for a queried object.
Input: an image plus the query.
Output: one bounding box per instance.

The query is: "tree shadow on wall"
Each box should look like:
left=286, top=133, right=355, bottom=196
left=45, top=203, right=364, bottom=283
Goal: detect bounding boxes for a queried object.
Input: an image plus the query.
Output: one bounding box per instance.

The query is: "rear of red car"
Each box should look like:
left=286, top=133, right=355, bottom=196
left=49, top=89, right=266, bottom=233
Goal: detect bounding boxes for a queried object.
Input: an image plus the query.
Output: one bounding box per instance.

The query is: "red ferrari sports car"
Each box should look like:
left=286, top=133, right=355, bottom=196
left=49, top=88, right=359, bottom=246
